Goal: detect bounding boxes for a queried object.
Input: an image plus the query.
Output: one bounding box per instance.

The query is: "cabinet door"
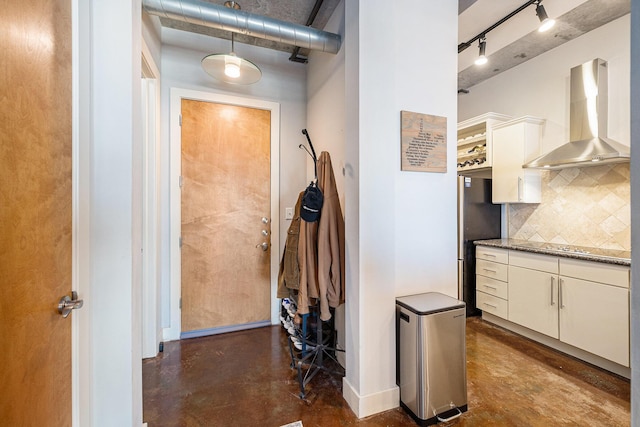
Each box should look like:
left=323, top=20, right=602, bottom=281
left=492, top=119, right=542, bottom=203
left=559, top=277, right=629, bottom=367
left=508, top=266, right=559, bottom=338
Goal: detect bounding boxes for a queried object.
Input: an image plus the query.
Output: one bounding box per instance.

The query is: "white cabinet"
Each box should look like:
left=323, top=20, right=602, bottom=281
left=457, top=113, right=511, bottom=175
left=492, top=116, right=544, bottom=203
left=558, top=258, right=630, bottom=367
left=475, top=246, right=509, bottom=319
left=488, top=248, right=630, bottom=368
left=508, top=251, right=559, bottom=338
left=509, top=265, right=559, bottom=339
left=558, top=276, right=629, bottom=367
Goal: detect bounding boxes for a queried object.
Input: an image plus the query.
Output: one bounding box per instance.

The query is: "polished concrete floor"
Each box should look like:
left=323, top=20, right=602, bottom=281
left=143, top=317, right=630, bottom=426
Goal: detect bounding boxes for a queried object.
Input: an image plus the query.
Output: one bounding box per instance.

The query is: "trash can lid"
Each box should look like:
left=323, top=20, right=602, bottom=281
left=396, top=292, right=465, bottom=315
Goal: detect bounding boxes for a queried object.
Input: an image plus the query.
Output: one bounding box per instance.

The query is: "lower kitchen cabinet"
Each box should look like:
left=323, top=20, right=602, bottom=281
left=559, top=276, right=629, bottom=367
left=508, top=265, right=558, bottom=339
left=477, top=245, right=631, bottom=370
left=476, top=290, right=508, bottom=318
left=475, top=247, right=509, bottom=319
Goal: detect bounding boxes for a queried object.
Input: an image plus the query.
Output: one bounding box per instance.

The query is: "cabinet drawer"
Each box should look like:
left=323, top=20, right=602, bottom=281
left=476, top=274, right=508, bottom=299
left=559, top=258, right=629, bottom=288
left=476, top=259, right=508, bottom=282
left=476, top=291, right=508, bottom=319
left=476, top=246, right=508, bottom=264
left=509, top=250, right=558, bottom=274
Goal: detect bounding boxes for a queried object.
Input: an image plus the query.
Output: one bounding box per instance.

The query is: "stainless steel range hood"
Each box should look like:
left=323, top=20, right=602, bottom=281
left=523, top=59, right=629, bottom=170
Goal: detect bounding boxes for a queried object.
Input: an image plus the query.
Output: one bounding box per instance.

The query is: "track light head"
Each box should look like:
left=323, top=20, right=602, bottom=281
left=475, top=37, right=488, bottom=66
left=536, top=3, right=555, bottom=32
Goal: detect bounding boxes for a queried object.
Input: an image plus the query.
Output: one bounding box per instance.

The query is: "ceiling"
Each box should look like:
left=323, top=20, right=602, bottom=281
left=154, top=0, right=630, bottom=89
left=158, top=0, right=342, bottom=61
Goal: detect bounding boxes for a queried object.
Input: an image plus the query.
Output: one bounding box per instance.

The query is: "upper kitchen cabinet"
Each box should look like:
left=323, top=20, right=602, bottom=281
left=492, top=116, right=544, bottom=203
left=457, top=113, right=511, bottom=176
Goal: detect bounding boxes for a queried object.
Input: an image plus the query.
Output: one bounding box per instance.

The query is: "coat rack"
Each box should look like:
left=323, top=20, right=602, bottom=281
left=299, top=129, right=318, bottom=179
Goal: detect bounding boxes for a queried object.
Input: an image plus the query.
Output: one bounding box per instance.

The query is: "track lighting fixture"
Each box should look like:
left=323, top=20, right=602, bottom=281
left=475, top=37, right=488, bottom=66
left=535, top=1, right=556, bottom=32
left=458, top=0, right=557, bottom=59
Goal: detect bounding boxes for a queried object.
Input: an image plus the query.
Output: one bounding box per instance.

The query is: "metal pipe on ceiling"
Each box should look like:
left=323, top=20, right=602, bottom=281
left=142, top=0, right=342, bottom=54
left=289, top=0, right=324, bottom=63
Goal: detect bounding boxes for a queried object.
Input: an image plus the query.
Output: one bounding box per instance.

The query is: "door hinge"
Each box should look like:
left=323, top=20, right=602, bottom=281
left=179, top=175, right=183, bottom=188
left=179, top=236, right=183, bottom=248
left=179, top=114, right=182, bottom=126
left=179, top=298, right=182, bottom=309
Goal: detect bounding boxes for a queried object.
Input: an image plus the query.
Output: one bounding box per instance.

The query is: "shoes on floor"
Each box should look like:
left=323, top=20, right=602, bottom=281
left=291, top=336, right=315, bottom=351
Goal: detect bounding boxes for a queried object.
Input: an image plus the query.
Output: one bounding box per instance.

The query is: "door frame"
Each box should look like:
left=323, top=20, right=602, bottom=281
left=166, top=88, right=281, bottom=341
left=72, top=0, right=90, bottom=423
left=141, top=40, right=162, bottom=359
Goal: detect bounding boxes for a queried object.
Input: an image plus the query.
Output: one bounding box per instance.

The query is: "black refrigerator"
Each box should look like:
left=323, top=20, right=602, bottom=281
left=457, top=176, right=501, bottom=316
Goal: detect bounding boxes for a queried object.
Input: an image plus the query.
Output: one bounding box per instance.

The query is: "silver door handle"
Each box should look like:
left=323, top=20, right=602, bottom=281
left=559, top=278, right=564, bottom=308
left=483, top=268, right=497, bottom=273
left=58, top=291, right=84, bottom=318
left=550, top=276, right=555, bottom=306
left=256, top=242, right=269, bottom=251
left=261, top=217, right=270, bottom=224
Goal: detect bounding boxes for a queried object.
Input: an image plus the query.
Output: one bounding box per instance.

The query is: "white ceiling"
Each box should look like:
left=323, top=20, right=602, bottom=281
left=152, top=0, right=631, bottom=90
left=457, top=0, right=630, bottom=90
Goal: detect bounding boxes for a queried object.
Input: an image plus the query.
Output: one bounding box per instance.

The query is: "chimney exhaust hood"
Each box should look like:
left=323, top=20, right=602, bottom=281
left=523, top=59, right=629, bottom=170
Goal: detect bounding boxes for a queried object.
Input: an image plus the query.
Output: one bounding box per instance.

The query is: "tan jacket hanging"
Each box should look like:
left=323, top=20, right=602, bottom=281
left=297, top=151, right=345, bottom=321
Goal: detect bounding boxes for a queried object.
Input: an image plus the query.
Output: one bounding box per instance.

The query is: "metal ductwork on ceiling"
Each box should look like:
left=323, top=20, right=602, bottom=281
left=142, top=0, right=342, bottom=54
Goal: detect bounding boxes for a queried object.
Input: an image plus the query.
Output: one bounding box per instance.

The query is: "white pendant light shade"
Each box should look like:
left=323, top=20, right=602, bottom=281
left=200, top=3, right=261, bottom=85
left=202, top=52, right=262, bottom=85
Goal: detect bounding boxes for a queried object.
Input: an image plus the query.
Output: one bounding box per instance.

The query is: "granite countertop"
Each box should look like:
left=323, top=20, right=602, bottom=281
left=475, top=238, right=631, bottom=266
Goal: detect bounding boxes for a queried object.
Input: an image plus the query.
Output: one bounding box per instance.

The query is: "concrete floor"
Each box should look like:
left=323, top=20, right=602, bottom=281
left=143, top=317, right=630, bottom=426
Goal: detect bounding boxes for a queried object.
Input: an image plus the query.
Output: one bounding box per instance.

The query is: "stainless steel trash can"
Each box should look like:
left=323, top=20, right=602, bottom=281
left=396, top=292, right=467, bottom=426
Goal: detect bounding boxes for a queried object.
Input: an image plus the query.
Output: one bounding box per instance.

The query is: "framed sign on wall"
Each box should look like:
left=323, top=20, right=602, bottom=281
left=400, top=110, right=447, bottom=173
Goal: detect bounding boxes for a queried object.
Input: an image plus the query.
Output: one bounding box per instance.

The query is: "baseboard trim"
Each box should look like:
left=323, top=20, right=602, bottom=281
left=342, top=377, right=399, bottom=419
left=179, top=321, right=271, bottom=340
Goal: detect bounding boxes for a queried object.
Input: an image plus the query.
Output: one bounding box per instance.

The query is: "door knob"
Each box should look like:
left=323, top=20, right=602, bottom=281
left=256, top=242, right=269, bottom=251
left=58, top=291, right=84, bottom=318
left=261, top=217, right=270, bottom=224
left=261, top=229, right=269, bottom=236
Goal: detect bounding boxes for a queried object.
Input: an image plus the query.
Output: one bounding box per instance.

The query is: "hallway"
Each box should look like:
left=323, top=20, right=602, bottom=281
left=143, top=317, right=630, bottom=426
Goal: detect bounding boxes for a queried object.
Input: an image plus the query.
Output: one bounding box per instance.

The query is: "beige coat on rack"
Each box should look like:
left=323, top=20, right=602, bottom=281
left=298, top=151, right=345, bottom=321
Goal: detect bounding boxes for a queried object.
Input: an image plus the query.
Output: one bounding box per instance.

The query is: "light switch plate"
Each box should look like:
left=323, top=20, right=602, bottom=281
left=285, top=207, right=293, bottom=220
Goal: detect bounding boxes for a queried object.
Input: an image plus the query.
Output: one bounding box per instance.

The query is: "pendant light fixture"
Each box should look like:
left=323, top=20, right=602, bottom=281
left=474, top=36, right=488, bottom=66
left=535, top=1, right=556, bottom=32
left=201, top=1, right=262, bottom=85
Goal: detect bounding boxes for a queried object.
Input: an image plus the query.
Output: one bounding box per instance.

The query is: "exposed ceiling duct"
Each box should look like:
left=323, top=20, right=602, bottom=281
left=142, top=0, right=342, bottom=54
left=523, top=58, right=630, bottom=170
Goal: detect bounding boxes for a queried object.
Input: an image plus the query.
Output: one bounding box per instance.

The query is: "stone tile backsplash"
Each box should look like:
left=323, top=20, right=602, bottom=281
left=508, top=164, right=630, bottom=251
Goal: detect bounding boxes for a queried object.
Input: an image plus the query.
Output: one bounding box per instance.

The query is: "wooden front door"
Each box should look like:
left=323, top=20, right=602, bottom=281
left=181, top=100, right=271, bottom=334
left=0, top=0, right=73, bottom=425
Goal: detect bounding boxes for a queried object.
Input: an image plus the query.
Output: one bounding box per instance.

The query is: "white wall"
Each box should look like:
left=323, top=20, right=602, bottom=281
left=142, top=13, right=162, bottom=69
left=342, top=0, right=459, bottom=418
left=81, top=0, right=143, bottom=424
left=158, top=29, right=309, bottom=330
left=307, top=0, right=347, bottom=367
left=459, top=15, right=631, bottom=154
left=629, top=2, right=639, bottom=425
